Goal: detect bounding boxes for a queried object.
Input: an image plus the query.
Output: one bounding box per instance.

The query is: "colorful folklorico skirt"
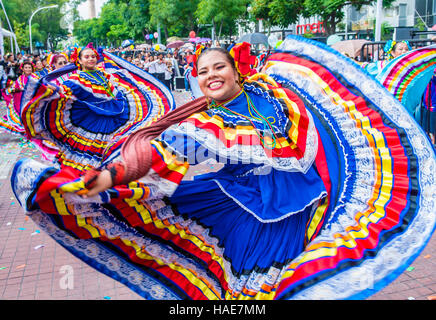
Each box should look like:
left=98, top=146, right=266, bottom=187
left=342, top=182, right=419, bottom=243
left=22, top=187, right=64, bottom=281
left=19, top=51, right=175, bottom=169
left=11, top=38, right=436, bottom=300
left=375, top=44, right=436, bottom=118
left=0, top=87, right=26, bottom=135
left=417, top=74, right=436, bottom=142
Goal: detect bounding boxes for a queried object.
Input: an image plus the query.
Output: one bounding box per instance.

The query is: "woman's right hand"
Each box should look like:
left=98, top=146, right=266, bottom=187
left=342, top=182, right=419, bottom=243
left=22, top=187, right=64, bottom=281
left=46, top=84, right=64, bottom=94
left=82, top=169, right=113, bottom=198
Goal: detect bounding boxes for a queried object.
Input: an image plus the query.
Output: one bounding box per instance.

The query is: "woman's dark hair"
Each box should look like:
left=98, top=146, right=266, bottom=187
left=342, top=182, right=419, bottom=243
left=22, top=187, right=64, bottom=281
left=196, top=47, right=236, bottom=72
left=21, top=60, right=34, bottom=71
left=78, top=47, right=95, bottom=60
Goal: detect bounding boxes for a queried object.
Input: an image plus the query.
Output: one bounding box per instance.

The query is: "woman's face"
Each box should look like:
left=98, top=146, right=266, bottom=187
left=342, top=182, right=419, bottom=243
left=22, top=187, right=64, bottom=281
left=35, top=61, right=44, bottom=70
left=22, top=64, right=33, bottom=76
left=197, top=50, right=240, bottom=103
left=78, top=49, right=97, bottom=71
left=54, top=57, right=68, bottom=70
left=392, top=42, right=409, bottom=58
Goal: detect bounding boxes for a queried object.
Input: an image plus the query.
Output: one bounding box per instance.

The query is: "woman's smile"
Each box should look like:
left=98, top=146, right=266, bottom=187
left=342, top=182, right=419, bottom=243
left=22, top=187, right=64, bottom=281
left=207, top=80, right=224, bottom=90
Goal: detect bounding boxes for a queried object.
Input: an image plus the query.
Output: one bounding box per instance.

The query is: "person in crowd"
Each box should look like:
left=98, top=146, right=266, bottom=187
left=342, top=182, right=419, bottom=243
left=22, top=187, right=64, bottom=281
left=0, top=60, right=38, bottom=135
left=132, top=57, right=144, bottom=69
left=34, top=59, right=49, bottom=78
left=362, top=40, right=412, bottom=77
left=0, top=53, right=7, bottom=93
left=146, top=55, right=156, bottom=77
left=164, top=59, right=173, bottom=89
left=50, top=54, right=71, bottom=85
left=42, top=57, right=50, bottom=71
left=149, top=53, right=167, bottom=83
left=166, top=52, right=177, bottom=90
left=15, top=52, right=24, bottom=65
left=5, top=54, right=19, bottom=82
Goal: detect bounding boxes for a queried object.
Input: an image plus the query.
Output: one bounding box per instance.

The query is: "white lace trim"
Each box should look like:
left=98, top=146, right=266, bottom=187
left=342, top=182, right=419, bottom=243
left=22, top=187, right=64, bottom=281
left=137, top=168, right=180, bottom=199
left=27, top=210, right=180, bottom=299
left=172, top=117, right=318, bottom=174
left=213, top=178, right=327, bottom=223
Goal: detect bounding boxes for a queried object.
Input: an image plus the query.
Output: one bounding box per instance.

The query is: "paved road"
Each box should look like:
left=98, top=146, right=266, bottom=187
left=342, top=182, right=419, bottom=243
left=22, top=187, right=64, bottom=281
left=0, top=93, right=435, bottom=300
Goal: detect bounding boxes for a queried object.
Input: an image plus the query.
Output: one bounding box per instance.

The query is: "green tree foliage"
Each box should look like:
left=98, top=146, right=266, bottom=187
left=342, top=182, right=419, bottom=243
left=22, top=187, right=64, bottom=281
left=196, top=0, right=249, bottom=40
left=1, top=0, right=85, bottom=51
left=73, top=0, right=252, bottom=45
left=250, top=0, right=304, bottom=30
left=112, top=0, right=153, bottom=41
left=69, top=0, right=399, bottom=47
left=149, top=0, right=198, bottom=39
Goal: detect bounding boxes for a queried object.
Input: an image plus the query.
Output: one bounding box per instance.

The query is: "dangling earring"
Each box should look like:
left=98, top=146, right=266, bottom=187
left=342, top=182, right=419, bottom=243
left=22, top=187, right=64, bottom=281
left=236, top=75, right=242, bottom=87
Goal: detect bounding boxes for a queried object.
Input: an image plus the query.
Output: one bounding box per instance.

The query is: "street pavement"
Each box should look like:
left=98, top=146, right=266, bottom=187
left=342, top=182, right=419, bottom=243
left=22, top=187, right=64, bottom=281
left=0, top=92, right=435, bottom=300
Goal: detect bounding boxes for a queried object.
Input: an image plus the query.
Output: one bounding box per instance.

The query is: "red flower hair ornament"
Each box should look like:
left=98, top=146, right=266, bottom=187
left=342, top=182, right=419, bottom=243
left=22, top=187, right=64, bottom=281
left=228, top=42, right=257, bottom=81
left=19, top=60, right=35, bottom=71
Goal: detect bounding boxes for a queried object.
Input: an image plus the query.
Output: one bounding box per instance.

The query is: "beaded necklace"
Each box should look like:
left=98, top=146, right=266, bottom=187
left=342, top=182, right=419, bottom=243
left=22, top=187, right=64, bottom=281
left=207, top=89, right=281, bottom=150
left=83, top=69, right=115, bottom=98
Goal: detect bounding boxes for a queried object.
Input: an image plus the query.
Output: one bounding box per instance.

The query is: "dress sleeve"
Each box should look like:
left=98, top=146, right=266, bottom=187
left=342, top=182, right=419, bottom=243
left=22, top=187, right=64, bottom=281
left=114, top=96, right=209, bottom=197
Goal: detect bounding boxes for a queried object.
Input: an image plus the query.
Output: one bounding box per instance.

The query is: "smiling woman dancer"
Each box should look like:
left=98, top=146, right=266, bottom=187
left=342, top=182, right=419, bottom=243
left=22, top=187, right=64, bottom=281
left=18, top=44, right=174, bottom=168
left=0, top=60, right=38, bottom=135
left=11, top=37, right=436, bottom=300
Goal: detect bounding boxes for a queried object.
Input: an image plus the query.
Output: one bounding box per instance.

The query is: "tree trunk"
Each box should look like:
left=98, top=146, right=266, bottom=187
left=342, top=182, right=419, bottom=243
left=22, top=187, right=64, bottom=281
left=188, top=14, right=196, bottom=33
left=218, top=19, right=224, bottom=40
left=212, top=19, right=216, bottom=41
left=164, top=26, right=169, bottom=40
left=324, top=14, right=337, bottom=36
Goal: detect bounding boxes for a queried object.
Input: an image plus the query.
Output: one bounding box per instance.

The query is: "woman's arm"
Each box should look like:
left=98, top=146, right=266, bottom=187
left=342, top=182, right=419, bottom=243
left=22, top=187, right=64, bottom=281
left=83, top=96, right=209, bottom=197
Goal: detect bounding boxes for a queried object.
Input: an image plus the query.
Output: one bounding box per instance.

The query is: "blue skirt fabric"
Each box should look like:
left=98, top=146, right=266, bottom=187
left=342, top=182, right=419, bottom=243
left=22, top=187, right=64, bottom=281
left=170, top=175, right=313, bottom=275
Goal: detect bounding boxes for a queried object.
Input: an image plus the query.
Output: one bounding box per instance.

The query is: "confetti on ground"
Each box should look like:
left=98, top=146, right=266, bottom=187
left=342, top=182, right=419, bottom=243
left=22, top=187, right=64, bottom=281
left=0, top=267, right=6, bottom=270
left=18, top=227, right=26, bottom=231
left=6, top=222, right=11, bottom=226
left=31, top=230, right=41, bottom=236
left=423, top=254, right=431, bottom=259
left=407, top=297, right=415, bottom=300
left=427, top=295, right=436, bottom=300
left=103, top=296, right=111, bottom=300
left=16, top=264, right=26, bottom=269
left=406, top=266, right=415, bottom=272
left=34, top=245, right=45, bottom=250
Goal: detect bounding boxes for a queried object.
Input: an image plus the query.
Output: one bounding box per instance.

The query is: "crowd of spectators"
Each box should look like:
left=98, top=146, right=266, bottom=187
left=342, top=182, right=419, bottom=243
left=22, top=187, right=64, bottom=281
left=0, top=51, right=53, bottom=93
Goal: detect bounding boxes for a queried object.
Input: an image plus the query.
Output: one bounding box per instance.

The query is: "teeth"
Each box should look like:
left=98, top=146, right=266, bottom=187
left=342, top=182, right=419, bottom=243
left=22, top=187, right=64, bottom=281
left=209, top=82, right=222, bottom=89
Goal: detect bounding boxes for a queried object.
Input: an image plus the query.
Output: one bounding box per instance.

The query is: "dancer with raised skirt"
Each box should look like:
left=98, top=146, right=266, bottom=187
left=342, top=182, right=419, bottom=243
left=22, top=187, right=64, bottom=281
left=11, top=37, right=435, bottom=300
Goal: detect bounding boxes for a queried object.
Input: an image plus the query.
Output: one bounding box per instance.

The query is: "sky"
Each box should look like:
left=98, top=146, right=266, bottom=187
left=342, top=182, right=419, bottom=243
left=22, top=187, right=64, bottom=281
left=77, top=0, right=107, bottom=20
